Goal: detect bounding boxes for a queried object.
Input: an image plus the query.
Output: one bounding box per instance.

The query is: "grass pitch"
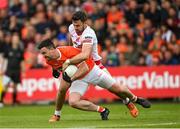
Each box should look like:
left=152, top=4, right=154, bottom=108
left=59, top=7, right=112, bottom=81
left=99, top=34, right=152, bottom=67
left=0, top=103, right=180, bottom=128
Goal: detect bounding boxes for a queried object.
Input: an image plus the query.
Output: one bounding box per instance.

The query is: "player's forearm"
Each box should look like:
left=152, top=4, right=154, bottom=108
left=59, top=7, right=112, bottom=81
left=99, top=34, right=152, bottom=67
left=69, top=53, right=89, bottom=65
left=69, top=45, right=92, bottom=64
left=71, top=62, right=89, bottom=81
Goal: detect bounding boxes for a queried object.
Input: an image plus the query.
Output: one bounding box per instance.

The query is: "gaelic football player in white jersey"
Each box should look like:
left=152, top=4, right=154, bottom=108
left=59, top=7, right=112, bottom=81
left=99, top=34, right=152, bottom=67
left=49, top=11, right=151, bottom=122
left=68, top=16, right=106, bottom=70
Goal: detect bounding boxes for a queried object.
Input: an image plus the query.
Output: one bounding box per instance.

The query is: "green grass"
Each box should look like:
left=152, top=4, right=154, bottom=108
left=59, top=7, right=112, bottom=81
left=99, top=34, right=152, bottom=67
left=0, top=103, right=180, bottom=128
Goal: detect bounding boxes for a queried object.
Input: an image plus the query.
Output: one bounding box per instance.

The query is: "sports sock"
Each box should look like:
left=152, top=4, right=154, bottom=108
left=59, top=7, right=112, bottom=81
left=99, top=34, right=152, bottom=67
left=131, top=96, right=137, bottom=103
left=97, top=106, right=105, bottom=113
left=122, top=98, right=130, bottom=105
left=54, top=110, right=61, bottom=116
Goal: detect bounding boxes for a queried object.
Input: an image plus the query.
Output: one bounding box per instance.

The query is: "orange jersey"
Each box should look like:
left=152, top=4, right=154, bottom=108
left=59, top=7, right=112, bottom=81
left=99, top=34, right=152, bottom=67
left=46, top=46, right=95, bottom=72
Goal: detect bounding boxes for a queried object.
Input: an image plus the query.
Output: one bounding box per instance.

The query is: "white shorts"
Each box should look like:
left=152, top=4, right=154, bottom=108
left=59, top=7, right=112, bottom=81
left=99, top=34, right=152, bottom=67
left=69, top=65, right=116, bottom=95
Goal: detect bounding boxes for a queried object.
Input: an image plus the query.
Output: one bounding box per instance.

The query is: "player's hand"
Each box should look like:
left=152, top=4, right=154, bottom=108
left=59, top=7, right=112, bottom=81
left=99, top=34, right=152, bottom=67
left=52, top=69, right=60, bottom=78
left=62, top=59, right=70, bottom=71
left=62, top=72, right=71, bottom=83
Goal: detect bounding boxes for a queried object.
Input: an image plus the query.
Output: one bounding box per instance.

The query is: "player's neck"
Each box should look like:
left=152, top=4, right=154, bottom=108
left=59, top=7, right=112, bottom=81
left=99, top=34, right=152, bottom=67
left=77, top=24, right=88, bottom=36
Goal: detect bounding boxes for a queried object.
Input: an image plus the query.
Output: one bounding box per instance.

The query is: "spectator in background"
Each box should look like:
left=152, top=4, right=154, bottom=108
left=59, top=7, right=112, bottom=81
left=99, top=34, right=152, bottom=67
left=161, top=0, right=171, bottom=24
left=82, top=0, right=95, bottom=15
left=142, top=19, right=154, bottom=47
left=162, top=49, right=178, bottom=65
left=171, top=44, right=180, bottom=64
left=101, top=45, right=120, bottom=67
left=9, top=15, right=22, bottom=33
left=148, top=0, right=161, bottom=27
left=108, top=27, right=119, bottom=46
left=116, top=35, right=129, bottom=54
left=125, top=0, right=139, bottom=28
left=142, top=2, right=151, bottom=19
left=148, top=30, right=164, bottom=58
left=124, top=44, right=140, bottom=65
left=93, top=19, right=106, bottom=47
left=9, top=0, right=22, bottom=16
left=35, top=12, right=50, bottom=34
left=161, top=24, right=174, bottom=43
left=136, top=13, right=146, bottom=37
left=72, top=0, right=81, bottom=12
left=106, top=45, right=120, bottom=67
left=57, top=24, right=68, bottom=46
left=167, top=7, right=179, bottom=38
left=0, top=0, right=179, bottom=69
left=3, top=33, right=24, bottom=105
left=151, top=56, right=161, bottom=66
left=138, top=56, right=146, bottom=66
left=107, top=4, right=124, bottom=28
left=28, top=0, right=39, bottom=17
left=58, top=0, right=74, bottom=15
left=18, top=2, right=29, bottom=19
left=23, top=43, right=37, bottom=70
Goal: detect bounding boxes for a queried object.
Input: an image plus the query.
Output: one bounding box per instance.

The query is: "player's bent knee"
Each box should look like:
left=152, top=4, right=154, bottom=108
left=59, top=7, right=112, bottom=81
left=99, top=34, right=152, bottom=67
left=68, top=99, right=79, bottom=108
left=68, top=92, right=81, bottom=108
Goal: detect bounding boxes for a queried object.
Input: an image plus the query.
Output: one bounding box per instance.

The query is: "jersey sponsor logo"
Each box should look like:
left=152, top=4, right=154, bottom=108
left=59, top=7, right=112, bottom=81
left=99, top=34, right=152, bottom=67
left=85, top=36, right=93, bottom=39
left=82, top=39, right=92, bottom=44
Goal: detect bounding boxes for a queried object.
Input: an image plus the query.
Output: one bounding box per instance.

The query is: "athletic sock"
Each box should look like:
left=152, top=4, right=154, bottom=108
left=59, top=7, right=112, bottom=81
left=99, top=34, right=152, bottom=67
left=54, top=110, right=61, bottom=116
left=131, top=96, right=138, bottom=103
left=97, top=106, right=105, bottom=113
left=123, top=98, right=130, bottom=105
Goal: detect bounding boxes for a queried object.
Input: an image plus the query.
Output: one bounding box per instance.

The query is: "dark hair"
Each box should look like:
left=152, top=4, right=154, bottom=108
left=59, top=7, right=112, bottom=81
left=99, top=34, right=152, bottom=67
left=72, top=11, right=87, bottom=22
left=37, top=38, right=55, bottom=49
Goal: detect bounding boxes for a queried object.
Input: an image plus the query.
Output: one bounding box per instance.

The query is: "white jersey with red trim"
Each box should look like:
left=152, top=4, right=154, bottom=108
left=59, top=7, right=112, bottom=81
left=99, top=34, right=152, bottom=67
left=68, top=24, right=101, bottom=61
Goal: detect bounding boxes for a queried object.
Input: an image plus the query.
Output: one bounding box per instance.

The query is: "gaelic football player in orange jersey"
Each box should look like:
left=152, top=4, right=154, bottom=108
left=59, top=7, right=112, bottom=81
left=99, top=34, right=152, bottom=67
left=50, top=11, right=143, bottom=122
left=38, top=39, right=151, bottom=122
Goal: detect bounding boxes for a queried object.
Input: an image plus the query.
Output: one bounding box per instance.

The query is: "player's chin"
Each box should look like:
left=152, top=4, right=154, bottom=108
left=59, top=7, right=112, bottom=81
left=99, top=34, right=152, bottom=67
left=75, top=30, right=81, bottom=33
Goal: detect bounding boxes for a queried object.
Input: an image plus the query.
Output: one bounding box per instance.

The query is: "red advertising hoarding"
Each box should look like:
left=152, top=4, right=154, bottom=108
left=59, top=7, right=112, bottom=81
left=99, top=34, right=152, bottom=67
left=4, top=66, right=180, bottom=103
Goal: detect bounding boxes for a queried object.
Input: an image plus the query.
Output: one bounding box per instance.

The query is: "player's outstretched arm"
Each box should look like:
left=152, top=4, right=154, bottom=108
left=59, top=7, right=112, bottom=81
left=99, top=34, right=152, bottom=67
left=62, top=61, right=89, bottom=83
left=71, top=61, right=89, bottom=81
left=62, top=44, right=92, bottom=71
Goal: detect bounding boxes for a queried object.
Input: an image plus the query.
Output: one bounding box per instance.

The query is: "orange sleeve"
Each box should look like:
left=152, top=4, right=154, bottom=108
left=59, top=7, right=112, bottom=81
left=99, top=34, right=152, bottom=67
left=58, top=46, right=95, bottom=71
left=58, top=46, right=81, bottom=58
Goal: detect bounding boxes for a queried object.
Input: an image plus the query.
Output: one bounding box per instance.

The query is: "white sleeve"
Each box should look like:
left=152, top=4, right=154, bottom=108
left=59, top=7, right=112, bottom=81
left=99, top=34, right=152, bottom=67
left=68, top=24, right=73, bottom=35
left=81, top=33, right=93, bottom=45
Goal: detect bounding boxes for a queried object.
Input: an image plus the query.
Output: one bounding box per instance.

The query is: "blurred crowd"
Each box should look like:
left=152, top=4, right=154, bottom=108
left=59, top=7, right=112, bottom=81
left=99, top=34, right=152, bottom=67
left=0, top=0, right=180, bottom=72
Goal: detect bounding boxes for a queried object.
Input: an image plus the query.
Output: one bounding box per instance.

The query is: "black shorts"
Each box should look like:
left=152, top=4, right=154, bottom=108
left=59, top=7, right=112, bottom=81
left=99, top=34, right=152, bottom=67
left=6, top=71, right=21, bottom=83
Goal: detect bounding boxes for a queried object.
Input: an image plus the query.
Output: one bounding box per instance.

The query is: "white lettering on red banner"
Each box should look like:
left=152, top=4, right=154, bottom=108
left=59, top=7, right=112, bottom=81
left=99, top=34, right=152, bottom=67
left=4, top=66, right=180, bottom=102
left=18, top=78, right=60, bottom=97
left=114, top=71, right=180, bottom=90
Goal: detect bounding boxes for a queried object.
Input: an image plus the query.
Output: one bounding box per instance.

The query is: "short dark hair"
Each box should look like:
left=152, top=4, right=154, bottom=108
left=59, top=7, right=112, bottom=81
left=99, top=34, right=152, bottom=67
left=37, top=38, right=55, bottom=49
left=72, top=11, right=87, bottom=22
